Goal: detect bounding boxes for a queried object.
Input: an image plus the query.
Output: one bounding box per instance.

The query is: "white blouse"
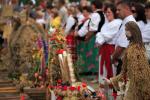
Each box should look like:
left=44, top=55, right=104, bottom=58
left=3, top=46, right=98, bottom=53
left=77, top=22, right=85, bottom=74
left=64, top=15, right=76, bottom=35
left=137, top=21, right=146, bottom=32
left=141, top=20, right=150, bottom=43
left=89, top=12, right=101, bottom=31
left=77, top=11, right=102, bottom=36
left=78, top=19, right=90, bottom=37
left=95, top=19, right=122, bottom=45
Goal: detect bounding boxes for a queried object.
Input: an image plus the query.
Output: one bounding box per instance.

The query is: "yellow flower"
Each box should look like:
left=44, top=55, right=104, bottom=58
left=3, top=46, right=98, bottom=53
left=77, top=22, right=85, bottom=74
left=51, top=17, right=61, bottom=29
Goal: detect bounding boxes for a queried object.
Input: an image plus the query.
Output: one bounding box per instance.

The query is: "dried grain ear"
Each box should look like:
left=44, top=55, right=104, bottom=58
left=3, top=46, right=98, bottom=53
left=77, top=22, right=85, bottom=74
left=1, top=5, right=13, bottom=17
left=8, top=19, right=46, bottom=74
left=3, top=23, right=13, bottom=41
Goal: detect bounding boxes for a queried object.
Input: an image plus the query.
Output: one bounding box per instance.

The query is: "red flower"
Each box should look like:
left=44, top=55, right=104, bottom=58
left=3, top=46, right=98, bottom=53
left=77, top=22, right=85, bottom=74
left=58, top=86, right=62, bottom=89
left=82, top=82, right=87, bottom=88
left=77, top=86, right=81, bottom=91
left=69, top=86, right=76, bottom=91
left=63, top=86, right=68, bottom=91
left=56, top=49, right=64, bottom=54
left=56, top=96, right=63, bottom=100
left=48, top=85, right=54, bottom=89
left=57, top=79, right=62, bottom=83
left=20, top=95, right=25, bottom=100
left=112, top=92, right=117, bottom=100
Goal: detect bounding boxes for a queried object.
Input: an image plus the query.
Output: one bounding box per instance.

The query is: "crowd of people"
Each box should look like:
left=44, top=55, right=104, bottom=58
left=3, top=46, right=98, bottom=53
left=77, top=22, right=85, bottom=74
left=0, top=0, right=150, bottom=99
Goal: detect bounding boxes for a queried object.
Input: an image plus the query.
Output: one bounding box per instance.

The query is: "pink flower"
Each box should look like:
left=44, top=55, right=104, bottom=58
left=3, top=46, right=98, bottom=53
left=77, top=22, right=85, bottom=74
left=38, top=76, right=42, bottom=80
left=34, top=73, right=38, bottom=78
left=40, top=85, right=44, bottom=88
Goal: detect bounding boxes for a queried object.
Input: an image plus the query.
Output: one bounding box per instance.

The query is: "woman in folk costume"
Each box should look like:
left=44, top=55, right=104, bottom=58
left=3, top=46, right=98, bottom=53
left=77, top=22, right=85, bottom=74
left=95, top=3, right=122, bottom=99
left=104, top=21, right=150, bottom=100
left=65, top=6, right=78, bottom=62
left=76, top=6, right=100, bottom=73
left=75, top=0, right=105, bottom=74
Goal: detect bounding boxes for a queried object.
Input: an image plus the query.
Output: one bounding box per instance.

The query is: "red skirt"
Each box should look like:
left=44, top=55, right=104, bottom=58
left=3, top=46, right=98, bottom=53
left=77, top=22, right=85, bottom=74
left=99, top=44, right=115, bottom=79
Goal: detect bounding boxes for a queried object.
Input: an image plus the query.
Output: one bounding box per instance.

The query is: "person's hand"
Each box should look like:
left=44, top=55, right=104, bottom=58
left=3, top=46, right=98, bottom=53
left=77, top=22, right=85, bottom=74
left=74, top=32, right=78, bottom=37
left=85, top=32, right=94, bottom=41
left=95, top=43, right=102, bottom=49
left=103, top=78, right=111, bottom=85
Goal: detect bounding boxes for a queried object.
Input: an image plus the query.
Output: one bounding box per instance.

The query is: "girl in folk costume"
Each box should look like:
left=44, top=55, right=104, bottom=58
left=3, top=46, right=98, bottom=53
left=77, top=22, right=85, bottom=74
left=65, top=6, right=78, bottom=62
left=50, top=7, right=61, bottom=29
left=104, top=21, right=150, bottom=100
left=96, top=3, right=122, bottom=99
left=48, top=7, right=61, bottom=33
